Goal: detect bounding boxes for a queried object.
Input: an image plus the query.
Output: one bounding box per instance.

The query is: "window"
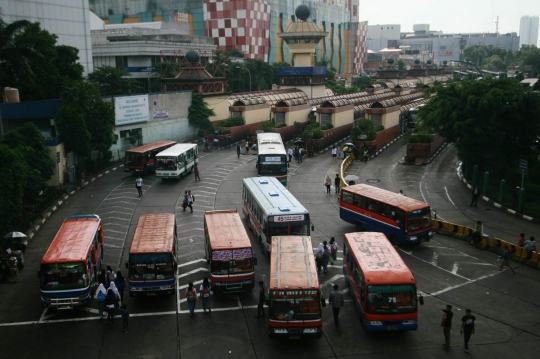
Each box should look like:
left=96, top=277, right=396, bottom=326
left=320, top=113, right=331, bottom=126
left=275, top=112, right=285, bottom=125
left=370, top=114, right=382, bottom=126
left=120, top=130, right=130, bottom=138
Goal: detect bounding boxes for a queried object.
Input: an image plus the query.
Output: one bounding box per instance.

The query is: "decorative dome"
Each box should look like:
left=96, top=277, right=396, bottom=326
left=414, top=59, right=420, bottom=65
left=295, top=4, right=310, bottom=21
left=388, top=58, right=394, bottom=64
left=185, top=51, right=199, bottom=63
left=427, top=60, right=432, bottom=65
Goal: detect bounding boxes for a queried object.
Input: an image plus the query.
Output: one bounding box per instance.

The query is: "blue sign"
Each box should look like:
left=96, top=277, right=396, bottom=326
left=278, top=66, right=327, bottom=76
left=519, top=159, right=528, bottom=174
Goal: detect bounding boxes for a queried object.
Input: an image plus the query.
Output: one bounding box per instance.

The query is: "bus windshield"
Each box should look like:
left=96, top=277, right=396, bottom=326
left=259, top=155, right=287, bottom=175
left=156, top=157, right=178, bottom=171
left=41, top=262, right=88, bottom=290
left=407, top=208, right=431, bottom=231
left=269, top=291, right=321, bottom=321
left=125, top=153, right=143, bottom=166
left=128, top=253, right=175, bottom=280
left=210, top=257, right=253, bottom=275
left=269, top=222, right=309, bottom=236
left=367, top=284, right=417, bottom=314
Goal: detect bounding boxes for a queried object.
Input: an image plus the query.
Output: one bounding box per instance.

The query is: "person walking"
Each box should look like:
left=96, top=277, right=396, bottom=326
left=524, top=236, right=537, bottom=256
left=334, top=174, right=341, bottom=194
left=80, top=170, right=85, bottom=189
left=119, top=304, right=130, bottom=333
left=470, top=185, right=480, bottom=207
left=95, top=283, right=107, bottom=318
left=294, top=146, right=299, bottom=162
left=114, top=271, right=126, bottom=302
left=255, top=281, right=266, bottom=318
left=460, top=309, right=476, bottom=353
left=325, top=176, right=332, bottom=194
left=471, top=220, right=483, bottom=248
left=314, top=241, right=330, bottom=273
left=135, top=175, right=143, bottom=197
left=236, top=144, right=241, bottom=159
left=185, top=282, right=198, bottom=317
left=105, top=282, right=121, bottom=328
left=329, top=237, right=338, bottom=266
left=288, top=148, right=293, bottom=163
left=441, top=304, right=453, bottom=350
left=298, top=148, right=303, bottom=164
left=332, top=146, right=337, bottom=162
left=517, top=233, right=526, bottom=247
left=245, top=141, right=250, bottom=154
left=363, top=148, right=368, bottom=164
left=227, top=134, right=232, bottom=149
left=200, top=277, right=212, bottom=313
left=194, top=165, right=201, bottom=181
left=498, top=248, right=515, bottom=273
left=98, top=269, right=106, bottom=287
left=182, top=190, right=188, bottom=212
left=106, top=265, right=115, bottom=288
left=329, top=284, right=344, bottom=326
left=186, top=190, right=195, bottom=213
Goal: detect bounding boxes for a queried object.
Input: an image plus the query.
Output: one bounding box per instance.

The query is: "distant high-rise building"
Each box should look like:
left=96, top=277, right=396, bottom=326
left=519, top=15, right=539, bottom=47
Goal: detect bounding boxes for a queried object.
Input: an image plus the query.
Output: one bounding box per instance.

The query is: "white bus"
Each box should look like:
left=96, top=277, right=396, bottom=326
left=242, top=177, right=310, bottom=256
left=155, top=143, right=198, bottom=180
left=256, top=133, right=288, bottom=185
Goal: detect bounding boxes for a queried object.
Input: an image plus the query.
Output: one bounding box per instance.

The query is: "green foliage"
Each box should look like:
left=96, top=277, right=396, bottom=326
left=218, top=116, right=245, bottom=127
left=0, top=144, right=28, bottom=234
left=88, top=66, right=142, bottom=96
left=407, top=134, right=433, bottom=144
left=0, top=16, right=34, bottom=95
left=321, top=123, right=334, bottom=130
left=351, top=118, right=376, bottom=141
left=306, top=122, right=320, bottom=130
left=257, top=121, right=276, bottom=130
left=375, top=125, right=385, bottom=132
left=188, top=93, right=215, bottom=132
left=397, top=60, right=407, bottom=71
left=311, top=130, right=323, bottom=139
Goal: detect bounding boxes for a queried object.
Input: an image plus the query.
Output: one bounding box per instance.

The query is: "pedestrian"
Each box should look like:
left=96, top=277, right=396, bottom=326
left=135, top=175, right=143, bottom=197
left=398, top=190, right=404, bottom=196
left=185, top=282, right=198, bottom=317
left=236, top=144, right=241, bottom=159
left=105, top=282, right=121, bottom=328
left=114, top=270, right=126, bottom=302
left=98, top=269, right=106, bottom=287
left=119, top=304, right=130, bottom=333
left=460, top=309, right=476, bottom=353
left=95, top=283, right=107, bottom=318
left=329, top=237, right=338, bottom=266
left=288, top=147, right=293, bottom=163
left=106, top=265, right=115, bottom=288
left=182, top=190, right=188, bottom=211
left=329, top=284, right=344, bottom=326
left=471, top=220, right=483, bottom=248
left=441, top=304, right=453, bottom=350
left=523, top=236, right=537, bottom=257
left=517, top=233, right=525, bottom=247
left=498, top=248, right=515, bottom=273
left=255, top=281, right=266, bottom=318
left=227, top=134, right=232, bottom=148
left=294, top=146, right=299, bottom=162
left=470, top=185, right=480, bottom=207
left=314, top=240, right=330, bottom=273
left=325, top=176, right=332, bottom=194
left=512, top=186, right=520, bottom=207
left=337, top=146, right=341, bottom=159
left=332, top=146, right=337, bottom=162
left=213, top=137, right=220, bottom=149
left=245, top=141, right=250, bottom=154
left=200, top=277, right=212, bottom=313
left=363, top=148, right=368, bottom=164
left=334, top=174, right=341, bottom=194
left=298, top=148, right=303, bottom=163
left=80, top=170, right=85, bottom=189
left=186, top=190, right=195, bottom=213
left=194, top=165, right=201, bottom=181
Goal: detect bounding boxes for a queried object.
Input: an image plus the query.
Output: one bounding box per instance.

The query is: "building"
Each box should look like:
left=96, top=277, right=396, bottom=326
left=88, top=0, right=365, bottom=76
left=519, top=16, right=539, bottom=47
left=0, top=0, right=94, bottom=75
left=367, top=24, right=401, bottom=53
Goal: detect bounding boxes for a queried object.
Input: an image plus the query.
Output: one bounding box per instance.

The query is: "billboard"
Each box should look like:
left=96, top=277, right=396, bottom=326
left=115, top=95, right=149, bottom=126
left=278, top=66, right=327, bottom=76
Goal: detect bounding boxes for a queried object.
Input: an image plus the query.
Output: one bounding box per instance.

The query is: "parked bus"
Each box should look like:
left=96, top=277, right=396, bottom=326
left=268, top=235, right=322, bottom=339
left=125, top=213, right=177, bottom=297
left=343, top=232, right=419, bottom=331
left=340, top=184, right=433, bottom=245
left=155, top=143, right=199, bottom=180
left=124, top=140, right=177, bottom=175
left=242, top=177, right=310, bottom=256
left=256, top=133, right=288, bottom=185
left=39, top=214, right=104, bottom=309
left=204, top=210, right=257, bottom=294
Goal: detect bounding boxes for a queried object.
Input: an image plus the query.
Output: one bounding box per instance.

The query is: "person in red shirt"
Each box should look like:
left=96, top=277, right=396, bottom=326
left=517, top=233, right=525, bottom=247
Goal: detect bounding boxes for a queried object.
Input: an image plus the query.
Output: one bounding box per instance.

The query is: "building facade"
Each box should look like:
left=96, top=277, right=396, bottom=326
left=519, top=16, right=539, bottom=47
left=366, top=24, right=401, bottom=53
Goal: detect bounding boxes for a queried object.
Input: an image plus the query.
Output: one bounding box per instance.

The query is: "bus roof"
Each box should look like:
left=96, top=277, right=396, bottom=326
left=257, top=133, right=286, bottom=156
left=270, top=236, right=319, bottom=290
left=130, top=213, right=176, bottom=254
left=243, top=177, right=308, bottom=217
left=41, top=214, right=101, bottom=264
left=204, top=210, right=251, bottom=250
left=156, top=143, right=197, bottom=157
left=125, top=140, right=177, bottom=154
left=344, top=232, right=416, bottom=285
left=343, top=184, right=429, bottom=212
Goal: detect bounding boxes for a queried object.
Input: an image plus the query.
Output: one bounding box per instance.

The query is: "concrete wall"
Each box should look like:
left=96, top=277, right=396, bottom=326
left=286, top=108, right=311, bottom=126
left=333, top=107, right=354, bottom=127
left=382, top=107, right=400, bottom=128
left=205, top=95, right=229, bottom=122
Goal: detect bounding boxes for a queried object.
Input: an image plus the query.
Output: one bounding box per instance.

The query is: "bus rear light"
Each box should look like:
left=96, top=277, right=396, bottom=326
left=303, top=328, right=319, bottom=334
left=273, top=328, right=288, bottom=334
left=407, top=236, right=418, bottom=241
left=367, top=320, right=383, bottom=325
left=403, top=320, right=416, bottom=325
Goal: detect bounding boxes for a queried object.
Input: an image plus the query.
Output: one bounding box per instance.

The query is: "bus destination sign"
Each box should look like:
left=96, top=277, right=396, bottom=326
left=275, top=215, right=304, bottom=222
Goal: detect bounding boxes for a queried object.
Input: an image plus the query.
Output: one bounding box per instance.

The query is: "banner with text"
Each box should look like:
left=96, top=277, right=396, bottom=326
left=115, top=95, right=149, bottom=126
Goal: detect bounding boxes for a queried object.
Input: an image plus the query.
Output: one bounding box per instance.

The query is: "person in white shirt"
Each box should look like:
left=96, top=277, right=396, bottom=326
left=135, top=176, right=143, bottom=197
left=331, top=146, right=337, bottom=162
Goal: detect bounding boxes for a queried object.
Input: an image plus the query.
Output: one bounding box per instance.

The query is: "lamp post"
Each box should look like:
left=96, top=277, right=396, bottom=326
left=448, top=60, right=483, bottom=79
left=236, top=66, right=252, bottom=92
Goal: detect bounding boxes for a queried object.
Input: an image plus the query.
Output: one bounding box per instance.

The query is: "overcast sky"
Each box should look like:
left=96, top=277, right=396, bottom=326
left=360, top=0, right=540, bottom=42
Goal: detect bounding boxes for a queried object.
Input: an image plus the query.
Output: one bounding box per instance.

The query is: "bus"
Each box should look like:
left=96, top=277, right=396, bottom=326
left=268, top=235, right=322, bottom=339
left=340, top=184, right=433, bottom=245
left=39, top=214, right=104, bottom=309
left=343, top=232, right=419, bottom=331
left=204, top=210, right=257, bottom=294
left=124, top=140, right=177, bottom=175
left=125, top=213, right=177, bottom=297
left=406, top=103, right=425, bottom=129
left=242, top=177, right=310, bottom=256
left=256, top=133, right=288, bottom=185
left=155, top=143, right=199, bottom=180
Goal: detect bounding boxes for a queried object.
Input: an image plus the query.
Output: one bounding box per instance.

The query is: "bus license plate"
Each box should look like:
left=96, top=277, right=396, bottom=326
left=147, top=292, right=156, bottom=296
left=387, top=326, right=398, bottom=331
left=289, top=336, right=301, bottom=340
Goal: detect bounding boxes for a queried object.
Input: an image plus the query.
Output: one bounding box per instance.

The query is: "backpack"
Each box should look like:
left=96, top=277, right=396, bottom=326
left=323, top=246, right=330, bottom=258
left=202, top=287, right=210, bottom=298
left=97, top=290, right=106, bottom=302
left=105, top=290, right=118, bottom=307
left=187, top=289, right=195, bottom=301
left=331, top=244, right=337, bottom=254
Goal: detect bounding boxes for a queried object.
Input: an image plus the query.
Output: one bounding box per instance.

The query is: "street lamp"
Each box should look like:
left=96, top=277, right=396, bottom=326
left=446, top=60, right=483, bottom=79
left=236, top=66, right=252, bottom=92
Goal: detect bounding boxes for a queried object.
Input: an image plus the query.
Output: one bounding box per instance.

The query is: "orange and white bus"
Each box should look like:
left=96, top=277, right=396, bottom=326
left=39, top=214, right=104, bottom=309
left=204, top=210, right=256, bottom=294
left=125, top=214, right=177, bottom=297
left=124, top=140, right=177, bottom=175
left=268, top=235, right=322, bottom=339
left=343, top=232, right=419, bottom=331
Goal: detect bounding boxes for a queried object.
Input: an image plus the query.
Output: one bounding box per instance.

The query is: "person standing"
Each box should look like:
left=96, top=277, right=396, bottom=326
left=182, top=190, right=188, bottom=212
left=245, top=141, right=250, bottom=154
left=470, top=185, right=480, bottom=207
left=200, top=277, right=212, bottom=313
left=119, top=304, right=130, bottom=333
left=334, top=174, right=341, bottom=194
left=236, top=144, right=241, bottom=159
left=329, top=237, right=338, bottom=266
left=363, top=148, right=368, bottom=164
left=80, top=170, right=85, bottom=189
left=332, top=146, right=337, bottom=162
left=114, top=271, right=126, bottom=302
left=517, top=233, right=525, bottom=247
left=461, top=309, right=476, bottom=353
left=95, top=283, right=107, bottom=318
left=106, top=265, right=115, bottom=288
left=329, top=284, right=344, bottom=326
left=255, top=281, right=266, bottom=318
left=227, top=134, right=232, bottom=148
left=105, top=282, right=120, bottom=328
left=186, top=190, right=195, bottom=213
left=498, top=248, right=515, bottom=273
left=325, top=176, right=332, bottom=194
left=185, top=282, right=198, bottom=317
left=288, top=148, right=293, bottom=163
left=471, top=220, right=483, bottom=248
left=441, top=304, right=453, bottom=350
left=194, top=165, right=201, bottom=181
left=298, top=148, right=303, bottom=163
left=135, top=175, right=143, bottom=197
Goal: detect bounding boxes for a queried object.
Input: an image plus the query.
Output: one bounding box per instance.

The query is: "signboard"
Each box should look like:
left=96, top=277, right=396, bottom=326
left=123, top=67, right=157, bottom=73
left=519, top=159, right=528, bottom=174
left=264, top=157, right=282, bottom=162
left=56, top=152, right=60, bottom=164
left=115, top=95, right=149, bottom=126
left=211, top=248, right=252, bottom=260
left=270, top=290, right=318, bottom=301
left=278, top=66, right=326, bottom=76
left=274, top=214, right=305, bottom=222
left=153, top=110, right=169, bottom=119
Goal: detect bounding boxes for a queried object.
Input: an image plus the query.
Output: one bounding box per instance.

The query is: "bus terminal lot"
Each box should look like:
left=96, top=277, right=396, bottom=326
left=1, top=142, right=539, bottom=359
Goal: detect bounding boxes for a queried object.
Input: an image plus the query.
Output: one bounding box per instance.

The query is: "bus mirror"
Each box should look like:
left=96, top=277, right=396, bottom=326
left=254, top=257, right=258, bottom=265
left=124, top=261, right=128, bottom=270
left=419, top=294, right=424, bottom=305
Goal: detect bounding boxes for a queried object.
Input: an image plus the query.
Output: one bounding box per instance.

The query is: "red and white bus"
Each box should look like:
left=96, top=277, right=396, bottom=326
left=39, top=214, right=104, bottom=309
left=343, top=232, right=419, bottom=331
left=268, top=235, right=322, bottom=339
left=204, top=210, right=256, bottom=294
left=124, top=140, right=177, bottom=175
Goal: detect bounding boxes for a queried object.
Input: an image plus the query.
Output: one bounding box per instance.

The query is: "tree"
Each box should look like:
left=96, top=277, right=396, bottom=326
left=519, top=45, right=540, bottom=77
left=188, top=93, right=215, bottom=134
left=420, top=78, right=540, bottom=175
left=353, top=75, right=373, bottom=90
left=0, top=144, right=28, bottom=234
left=88, top=66, right=142, bottom=96
left=351, top=118, right=376, bottom=141
left=397, top=59, right=407, bottom=71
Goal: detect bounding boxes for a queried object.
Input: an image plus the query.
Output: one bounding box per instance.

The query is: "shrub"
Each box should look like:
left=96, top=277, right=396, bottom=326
left=218, top=116, right=245, bottom=127
left=321, top=123, right=334, bottom=130
left=275, top=123, right=287, bottom=128
left=257, top=121, right=276, bottom=130
left=408, top=134, right=433, bottom=144
left=351, top=118, right=375, bottom=141
left=375, top=125, right=384, bottom=132
left=311, top=129, right=323, bottom=139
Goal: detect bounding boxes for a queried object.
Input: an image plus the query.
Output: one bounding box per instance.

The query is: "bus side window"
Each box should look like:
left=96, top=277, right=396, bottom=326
left=342, top=191, right=354, bottom=204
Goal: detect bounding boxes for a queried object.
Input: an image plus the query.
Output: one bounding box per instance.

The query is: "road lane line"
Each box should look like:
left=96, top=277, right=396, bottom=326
left=430, top=271, right=502, bottom=296
left=178, top=258, right=207, bottom=267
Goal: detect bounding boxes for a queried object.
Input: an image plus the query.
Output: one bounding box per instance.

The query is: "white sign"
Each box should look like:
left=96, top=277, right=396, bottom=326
left=115, top=95, right=149, bottom=126
left=274, top=215, right=304, bottom=222
left=153, top=110, right=169, bottom=119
